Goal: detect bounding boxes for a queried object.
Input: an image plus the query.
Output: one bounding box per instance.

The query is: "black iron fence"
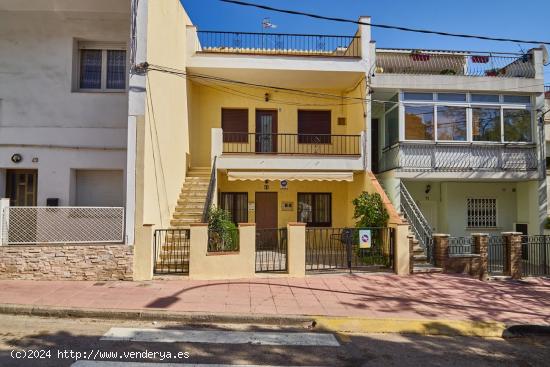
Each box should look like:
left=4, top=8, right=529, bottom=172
left=448, top=237, right=473, bottom=256
left=488, top=236, right=507, bottom=275
left=197, top=31, right=361, bottom=57
left=255, top=228, right=288, bottom=273
left=222, top=133, right=361, bottom=156
left=153, top=229, right=190, bottom=274
left=208, top=228, right=239, bottom=252
left=521, top=235, right=550, bottom=277
left=305, top=227, right=394, bottom=272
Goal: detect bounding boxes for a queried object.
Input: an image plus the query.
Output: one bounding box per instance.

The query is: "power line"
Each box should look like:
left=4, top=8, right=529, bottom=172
left=220, top=0, right=550, bottom=46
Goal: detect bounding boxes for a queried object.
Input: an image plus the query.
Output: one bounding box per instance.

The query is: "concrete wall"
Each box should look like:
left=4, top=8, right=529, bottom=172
left=0, top=4, right=129, bottom=205
left=138, top=0, right=192, bottom=229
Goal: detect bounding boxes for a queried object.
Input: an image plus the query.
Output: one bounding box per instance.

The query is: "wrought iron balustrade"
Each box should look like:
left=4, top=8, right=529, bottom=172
left=400, top=182, right=433, bottom=263
left=448, top=237, right=474, bottom=256
left=197, top=31, right=361, bottom=57
left=222, top=133, right=361, bottom=156
left=376, top=50, right=535, bottom=78
left=381, top=142, right=538, bottom=172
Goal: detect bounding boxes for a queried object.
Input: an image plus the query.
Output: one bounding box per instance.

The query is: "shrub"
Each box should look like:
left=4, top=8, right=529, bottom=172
left=207, top=206, right=238, bottom=251
left=352, top=191, right=389, bottom=228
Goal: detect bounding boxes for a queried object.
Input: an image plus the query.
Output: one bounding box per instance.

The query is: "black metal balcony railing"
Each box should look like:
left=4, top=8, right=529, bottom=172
left=222, top=133, right=361, bottom=156
left=197, top=31, right=361, bottom=57
left=380, top=141, right=538, bottom=172
left=376, top=50, right=536, bottom=78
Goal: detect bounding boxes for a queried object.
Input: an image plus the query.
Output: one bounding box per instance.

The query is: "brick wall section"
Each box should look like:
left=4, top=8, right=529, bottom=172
left=0, top=244, right=133, bottom=281
left=433, top=234, right=449, bottom=268
left=433, top=233, right=488, bottom=279
left=503, top=232, right=523, bottom=279
left=472, top=234, right=489, bottom=280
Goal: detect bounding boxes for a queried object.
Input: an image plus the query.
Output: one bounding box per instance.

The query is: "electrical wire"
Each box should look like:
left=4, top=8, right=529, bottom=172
left=220, top=0, right=550, bottom=46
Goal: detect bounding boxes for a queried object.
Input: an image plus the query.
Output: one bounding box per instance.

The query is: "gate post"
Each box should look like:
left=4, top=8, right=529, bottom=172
left=0, top=198, right=9, bottom=245
left=287, top=222, right=306, bottom=277
left=433, top=234, right=450, bottom=269
left=392, top=223, right=410, bottom=275
left=502, top=232, right=522, bottom=279
left=472, top=233, right=488, bottom=280
left=133, top=223, right=154, bottom=281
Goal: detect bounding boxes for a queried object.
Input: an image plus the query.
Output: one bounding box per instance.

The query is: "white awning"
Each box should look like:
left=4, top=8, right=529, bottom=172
left=227, top=171, right=354, bottom=182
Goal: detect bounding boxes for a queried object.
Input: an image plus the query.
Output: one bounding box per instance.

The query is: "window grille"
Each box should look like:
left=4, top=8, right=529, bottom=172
left=467, top=198, right=497, bottom=228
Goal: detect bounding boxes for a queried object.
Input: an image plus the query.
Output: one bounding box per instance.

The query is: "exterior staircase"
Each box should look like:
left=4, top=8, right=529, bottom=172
left=170, top=167, right=211, bottom=228
left=399, top=182, right=442, bottom=274
left=154, top=167, right=211, bottom=274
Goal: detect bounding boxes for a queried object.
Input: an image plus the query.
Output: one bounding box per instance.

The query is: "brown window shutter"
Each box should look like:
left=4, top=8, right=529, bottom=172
left=298, top=110, right=331, bottom=143
left=222, top=108, right=248, bottom=143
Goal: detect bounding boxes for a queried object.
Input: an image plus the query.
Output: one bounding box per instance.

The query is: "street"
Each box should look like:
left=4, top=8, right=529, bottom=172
left=0, top=314, right=549, bottom=367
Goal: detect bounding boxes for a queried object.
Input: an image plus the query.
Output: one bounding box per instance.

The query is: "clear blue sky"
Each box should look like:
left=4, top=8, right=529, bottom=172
left=180, top=0, right=550, bottom=80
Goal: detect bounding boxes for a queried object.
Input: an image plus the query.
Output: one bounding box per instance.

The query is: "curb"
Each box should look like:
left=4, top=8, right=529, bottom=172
left=0, top=303, right=514, bottom=337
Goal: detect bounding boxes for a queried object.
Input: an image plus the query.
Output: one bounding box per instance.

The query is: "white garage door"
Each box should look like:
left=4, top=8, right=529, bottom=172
left=75, top=170, right=124, bottom=207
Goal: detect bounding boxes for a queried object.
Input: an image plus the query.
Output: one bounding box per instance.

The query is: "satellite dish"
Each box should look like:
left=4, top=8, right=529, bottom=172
left=540, top=44, right=549, bottom=65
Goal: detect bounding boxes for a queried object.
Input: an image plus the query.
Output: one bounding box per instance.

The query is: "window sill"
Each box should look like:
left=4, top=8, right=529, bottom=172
left=72, top=89, right=127, bottom=94
left=465, top=227, right=501, bottom=231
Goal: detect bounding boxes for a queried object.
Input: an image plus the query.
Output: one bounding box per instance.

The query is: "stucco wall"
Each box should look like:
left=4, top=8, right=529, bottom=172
left=140, top=0, right=192, bottom=228
left=0, top=6, right=129, bottom=205
left=188, top=82, right=366, bottom=168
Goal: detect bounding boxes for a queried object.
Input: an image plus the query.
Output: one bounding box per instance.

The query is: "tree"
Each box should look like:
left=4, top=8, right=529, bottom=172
left=352, top=191, right=389, bottom=228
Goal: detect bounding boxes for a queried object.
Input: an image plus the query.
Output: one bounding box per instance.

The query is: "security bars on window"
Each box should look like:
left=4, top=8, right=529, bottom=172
left=467, top=198, right=497, bottom=228
left=1, top=207, right=124, bottom=245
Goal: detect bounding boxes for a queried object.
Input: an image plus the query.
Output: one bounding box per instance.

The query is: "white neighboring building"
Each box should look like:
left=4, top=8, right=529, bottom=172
left=0, top=0, right=129, bottom=207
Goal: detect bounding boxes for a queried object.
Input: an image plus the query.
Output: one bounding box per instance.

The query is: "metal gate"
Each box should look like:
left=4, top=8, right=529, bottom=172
left=154, top=229, right=190, bottom=274
left=488, top=236, right=507, bottom=275
left=255, top=228, right=288, bottom=272
left=305, top=227, right=394, bottom=272
left=521, top=235, right=550, bottom=276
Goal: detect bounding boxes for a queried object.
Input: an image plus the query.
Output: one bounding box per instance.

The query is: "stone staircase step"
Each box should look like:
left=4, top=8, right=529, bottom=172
left=413, top=264, right=443, bottom=274
left=172, top=212, right=202, bottom=219
left=171, top=219, right=202, bottom=226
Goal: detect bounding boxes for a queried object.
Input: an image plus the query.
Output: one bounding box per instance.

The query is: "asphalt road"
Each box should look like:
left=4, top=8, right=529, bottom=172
left=0, top=314, right=549, bottom=367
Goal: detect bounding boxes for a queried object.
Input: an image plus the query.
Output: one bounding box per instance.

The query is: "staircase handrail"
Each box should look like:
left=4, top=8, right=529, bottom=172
left=201, top=156, right=217, bottom=223
left=400, top=182, right=433, bottom=258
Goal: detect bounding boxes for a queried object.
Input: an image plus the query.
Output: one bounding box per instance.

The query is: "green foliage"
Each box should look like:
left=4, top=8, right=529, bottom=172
left=207, top=206, right=238, bottom=251
left=352, top=191, right=389, bottom=228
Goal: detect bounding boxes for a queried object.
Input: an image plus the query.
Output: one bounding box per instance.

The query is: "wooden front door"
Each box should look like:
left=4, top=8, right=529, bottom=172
left=255, top=192, right=278, bottom=229
left=5, top=170, right=37, bottom=206
left=255, top=110, right=277, bottom=153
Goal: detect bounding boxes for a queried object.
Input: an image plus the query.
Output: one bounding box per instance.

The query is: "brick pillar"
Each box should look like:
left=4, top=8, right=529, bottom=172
left=433, top=234, right=450, bottom=269
left=502, top=232, right=522, bottom=279
left=472, top=233, right=488, bottom=281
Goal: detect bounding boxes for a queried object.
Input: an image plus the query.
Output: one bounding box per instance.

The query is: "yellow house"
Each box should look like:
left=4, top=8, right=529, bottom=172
left=126, top=0, right=406, bottom=280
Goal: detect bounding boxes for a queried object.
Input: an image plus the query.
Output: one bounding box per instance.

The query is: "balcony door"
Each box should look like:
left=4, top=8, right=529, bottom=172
left=256, top=110, right=277, bottom=153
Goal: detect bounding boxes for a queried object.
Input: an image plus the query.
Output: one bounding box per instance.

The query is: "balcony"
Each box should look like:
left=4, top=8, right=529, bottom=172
left=212, top=129, right=365, bottom=171
left=196, top=31, right=361, bottom=58
left=380, top=141, right=538, bottom=175
left=375, top=49, right=536, bottom=78
left=222, top=133, right=361, bottom=156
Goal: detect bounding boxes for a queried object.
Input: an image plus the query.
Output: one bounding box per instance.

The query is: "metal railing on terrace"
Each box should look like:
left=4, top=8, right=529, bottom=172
left=1, top=207, right=124, bottom=245
left=376, top=49, right=536, bottom=78
left=197, top=31, right=361, bottom=57
left=380, top=141, right=538, bottom=172
left=222, top=133, right=361, bottom=156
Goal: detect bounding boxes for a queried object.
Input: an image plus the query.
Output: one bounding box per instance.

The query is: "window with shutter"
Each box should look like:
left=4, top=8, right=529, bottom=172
left=222, top=109, right=249, bottom=143
left=298, top=110, right=331, bottom=144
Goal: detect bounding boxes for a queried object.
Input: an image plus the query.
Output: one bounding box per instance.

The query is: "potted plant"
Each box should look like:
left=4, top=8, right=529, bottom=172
left=410, top=50, right=430, bottom=62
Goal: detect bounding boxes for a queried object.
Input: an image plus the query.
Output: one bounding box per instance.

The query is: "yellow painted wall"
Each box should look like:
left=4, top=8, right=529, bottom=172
left=189, top=81, right=366, bottom=167
left=217, top=172, right=377, bottom=228
left=141, top=0, right=192, bottom=228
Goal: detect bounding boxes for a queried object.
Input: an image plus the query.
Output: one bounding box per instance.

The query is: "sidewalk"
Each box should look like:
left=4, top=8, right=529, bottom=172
left=0, top=273, right=548, bottom=327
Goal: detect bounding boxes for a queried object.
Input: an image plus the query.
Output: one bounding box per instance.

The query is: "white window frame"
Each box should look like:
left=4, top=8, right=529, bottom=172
left=399, top=91, right=533, bottom=144
left=76, top=42, right=127, bottom=93
left=466, top=197, right=498, bottom=229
